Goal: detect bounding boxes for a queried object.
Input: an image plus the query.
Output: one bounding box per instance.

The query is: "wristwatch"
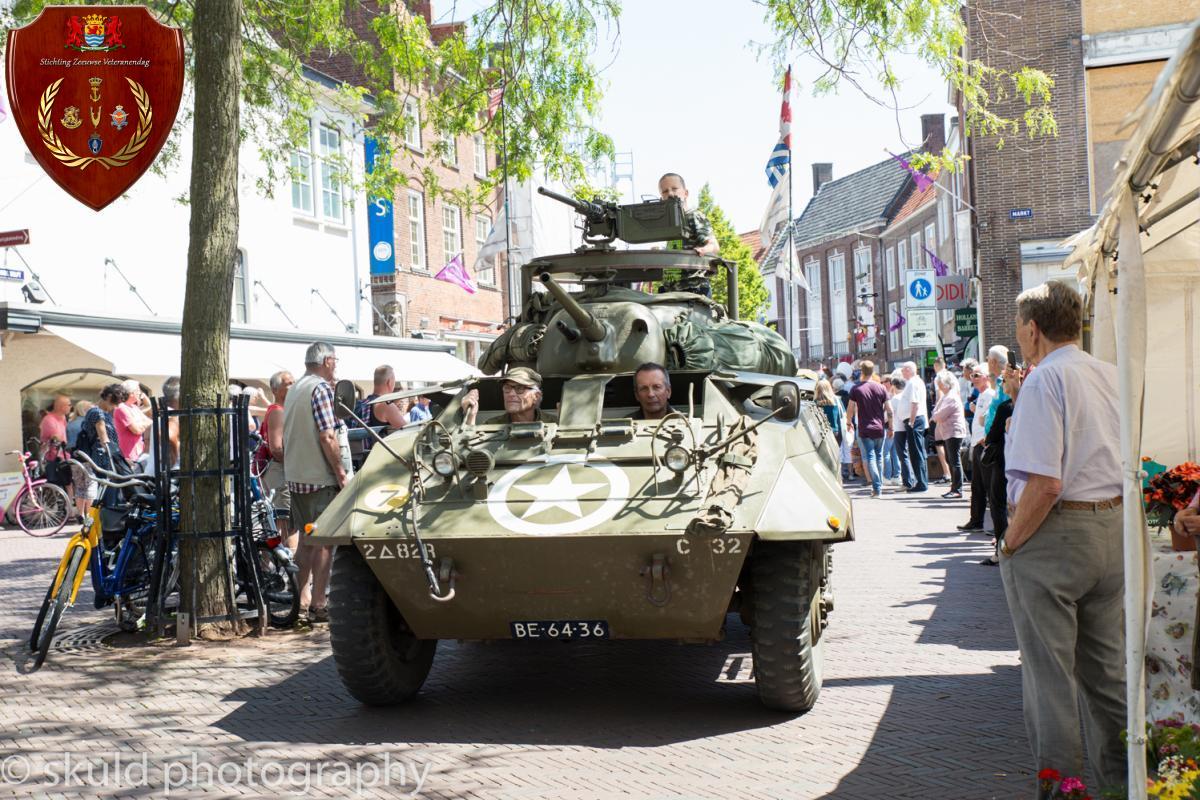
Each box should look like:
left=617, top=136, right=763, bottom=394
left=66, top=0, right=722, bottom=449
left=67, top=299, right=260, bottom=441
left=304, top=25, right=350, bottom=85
left=1000, top=541, right=1016, bottom=557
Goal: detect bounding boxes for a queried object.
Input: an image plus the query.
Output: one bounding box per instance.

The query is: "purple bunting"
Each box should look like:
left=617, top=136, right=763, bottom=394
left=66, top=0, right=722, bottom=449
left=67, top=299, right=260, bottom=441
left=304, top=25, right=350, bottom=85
left=924, top=246, right=949, bottom=277
left=888, top=151, right=934, bottom=193
left=434, top=253, right=477, bottom=294
left=888, top=311, right=906, bottom=332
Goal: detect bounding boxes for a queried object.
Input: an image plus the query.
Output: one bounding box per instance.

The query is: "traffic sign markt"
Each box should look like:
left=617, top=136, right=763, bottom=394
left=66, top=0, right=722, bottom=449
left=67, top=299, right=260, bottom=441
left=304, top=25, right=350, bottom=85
left=904, top=309, right=938, bottom=349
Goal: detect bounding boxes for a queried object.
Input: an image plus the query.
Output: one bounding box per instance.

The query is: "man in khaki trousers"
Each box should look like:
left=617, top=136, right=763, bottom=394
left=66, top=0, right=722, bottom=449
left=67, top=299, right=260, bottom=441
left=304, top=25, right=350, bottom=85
left=999, top=281, right=1126, bottom=797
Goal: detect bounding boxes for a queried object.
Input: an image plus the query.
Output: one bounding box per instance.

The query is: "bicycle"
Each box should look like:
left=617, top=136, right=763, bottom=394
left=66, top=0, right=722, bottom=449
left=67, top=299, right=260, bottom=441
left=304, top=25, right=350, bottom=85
left=248, top=441, right=300, bottom=628
left=28, top=453, right=172, bottom=670
left=3, top=449, right=70, bottom=536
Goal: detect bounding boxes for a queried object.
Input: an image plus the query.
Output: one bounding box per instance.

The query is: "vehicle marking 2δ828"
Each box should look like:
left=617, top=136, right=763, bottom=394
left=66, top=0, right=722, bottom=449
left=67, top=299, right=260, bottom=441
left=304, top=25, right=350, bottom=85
left=362, top=542, right=435, bottom=560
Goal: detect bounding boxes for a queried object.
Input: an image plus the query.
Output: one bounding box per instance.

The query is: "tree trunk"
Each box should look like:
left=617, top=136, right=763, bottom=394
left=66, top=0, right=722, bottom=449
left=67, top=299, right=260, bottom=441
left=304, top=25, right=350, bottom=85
left=178, top=0, right=245, bottom=639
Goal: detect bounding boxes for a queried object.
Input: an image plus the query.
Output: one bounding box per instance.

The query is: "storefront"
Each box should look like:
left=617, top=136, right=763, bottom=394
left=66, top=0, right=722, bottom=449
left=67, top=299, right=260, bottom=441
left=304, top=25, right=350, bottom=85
left=0, top=302, right=477, bottom=471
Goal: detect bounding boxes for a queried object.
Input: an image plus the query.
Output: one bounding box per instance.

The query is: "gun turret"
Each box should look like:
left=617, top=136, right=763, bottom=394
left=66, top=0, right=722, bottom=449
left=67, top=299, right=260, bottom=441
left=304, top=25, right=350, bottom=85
left=537, top=186, right=609, bottom=223
left=540, top=273, right=607, bottom=342
left=537, top=186, right=685, bottom=248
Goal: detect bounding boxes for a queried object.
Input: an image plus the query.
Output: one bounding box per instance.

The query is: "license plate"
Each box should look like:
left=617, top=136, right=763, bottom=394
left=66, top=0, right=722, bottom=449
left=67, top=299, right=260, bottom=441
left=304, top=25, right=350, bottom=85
left=509, top=620, right=609, bottom=640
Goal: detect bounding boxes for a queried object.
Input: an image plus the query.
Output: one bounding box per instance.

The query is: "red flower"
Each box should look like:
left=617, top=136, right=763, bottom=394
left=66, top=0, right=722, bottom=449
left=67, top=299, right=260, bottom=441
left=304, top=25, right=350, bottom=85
left=1038, top=767, right=1062, bottom=782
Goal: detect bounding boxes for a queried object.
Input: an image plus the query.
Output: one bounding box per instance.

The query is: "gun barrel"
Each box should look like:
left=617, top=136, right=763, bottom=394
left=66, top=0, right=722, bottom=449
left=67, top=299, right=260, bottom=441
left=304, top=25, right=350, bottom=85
left=539, top=273, right=607, bottom=343
left=537, top=186, right=606, bottom=221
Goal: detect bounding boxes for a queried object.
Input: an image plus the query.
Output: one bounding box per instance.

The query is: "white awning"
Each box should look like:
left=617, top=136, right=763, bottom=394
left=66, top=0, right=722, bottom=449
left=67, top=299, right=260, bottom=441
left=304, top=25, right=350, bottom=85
left=43, top=325, right=477, bottom=385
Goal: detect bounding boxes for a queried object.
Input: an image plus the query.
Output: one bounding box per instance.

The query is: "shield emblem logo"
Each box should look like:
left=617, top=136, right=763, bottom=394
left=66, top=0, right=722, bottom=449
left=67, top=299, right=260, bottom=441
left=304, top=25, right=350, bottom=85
left=5, top=7, right=184, bottom=211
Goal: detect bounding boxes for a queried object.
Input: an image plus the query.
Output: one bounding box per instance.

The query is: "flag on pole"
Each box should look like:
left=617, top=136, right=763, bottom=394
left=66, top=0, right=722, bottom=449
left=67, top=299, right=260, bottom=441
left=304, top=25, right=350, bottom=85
left=923, top=246, right=949, bottom=277
left=759, top=66, right=792, bottom=248
left=889, top=310, right=907, bottom=332
left=435, top=253, right=477, bottom=294
left=486, top=87, right=504, bottom=121
left=474, top=204, right=507, bottom=273
left=887, top=151, right=934, bottom=192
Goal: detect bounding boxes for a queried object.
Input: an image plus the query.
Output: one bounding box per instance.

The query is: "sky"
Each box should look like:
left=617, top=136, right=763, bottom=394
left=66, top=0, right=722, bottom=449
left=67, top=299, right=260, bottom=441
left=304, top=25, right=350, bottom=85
left=582, top=1, right=956, bottom=233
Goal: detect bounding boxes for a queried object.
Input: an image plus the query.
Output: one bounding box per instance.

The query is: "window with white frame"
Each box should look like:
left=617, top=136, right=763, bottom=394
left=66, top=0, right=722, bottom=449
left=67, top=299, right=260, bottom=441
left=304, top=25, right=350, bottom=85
left=473, top=134, right=487, bottom=176
left=289, top=144, right=313, bottom=215
left=408, top=191, right=426, bottom=271
left=889, top=301, right=899, bottom=352
left=923, top=223, right=936, bottom=264
left=442, top=204, right=462, bottom=262
left=232, top=249, right=249, bottom=324
left=804, top=258, right=824, bottom=355
left=853, top=246, right=872, bottom=299
left=896, top=241, right=907, bottom=273
left=828, top=251, right=848, bottom=352
left=475, top=214, right=494, bottom=286
left=403, top=97, right=422, bottom=150
left=910, top=232, right=921, bottom=270
left=318, top=125, right=343, bottom=222
left=440, top=131, right=458, bottom=167
left=885, top=246, right=896, bottom=290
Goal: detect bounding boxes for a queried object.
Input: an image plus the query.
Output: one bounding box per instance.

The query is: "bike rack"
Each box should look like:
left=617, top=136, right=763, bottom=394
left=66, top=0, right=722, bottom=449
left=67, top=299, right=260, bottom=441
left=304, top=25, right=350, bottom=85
left=146, top=394, right=267, bottom=639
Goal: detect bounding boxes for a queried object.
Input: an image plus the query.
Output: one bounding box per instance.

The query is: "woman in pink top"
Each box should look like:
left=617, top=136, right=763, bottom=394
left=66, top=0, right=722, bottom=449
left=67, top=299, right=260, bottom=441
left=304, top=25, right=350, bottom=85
left=931, top=370, right=969, bottom=498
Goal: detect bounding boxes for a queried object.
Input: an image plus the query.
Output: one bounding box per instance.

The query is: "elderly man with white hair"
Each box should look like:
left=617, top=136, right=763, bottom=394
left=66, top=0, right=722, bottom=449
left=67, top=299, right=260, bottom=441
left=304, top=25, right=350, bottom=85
left=897, top=361, right=929, bottom=492
left=113, top=378, right=151, bottom=463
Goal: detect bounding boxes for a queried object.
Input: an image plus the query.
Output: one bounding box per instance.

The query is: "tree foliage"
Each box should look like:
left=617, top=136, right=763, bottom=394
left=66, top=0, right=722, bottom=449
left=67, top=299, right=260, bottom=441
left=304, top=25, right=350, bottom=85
left=758, top=0, right=1056, bottom=170
left=1, top=0, right=620, bottom=209
left=698, top=185, right=769, bottom=322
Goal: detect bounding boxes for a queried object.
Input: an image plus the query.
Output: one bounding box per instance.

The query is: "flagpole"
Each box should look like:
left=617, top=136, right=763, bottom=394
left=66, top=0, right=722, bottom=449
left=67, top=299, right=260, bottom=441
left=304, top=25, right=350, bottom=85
left=500, top=15, right=515, bottom=320
left=785, top=67, right=795, bottom=355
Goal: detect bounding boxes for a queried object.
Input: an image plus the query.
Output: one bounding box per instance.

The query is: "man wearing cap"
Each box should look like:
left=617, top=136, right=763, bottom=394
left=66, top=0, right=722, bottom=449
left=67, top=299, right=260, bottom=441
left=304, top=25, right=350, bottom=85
left=484, top=367, right=558, bottom=424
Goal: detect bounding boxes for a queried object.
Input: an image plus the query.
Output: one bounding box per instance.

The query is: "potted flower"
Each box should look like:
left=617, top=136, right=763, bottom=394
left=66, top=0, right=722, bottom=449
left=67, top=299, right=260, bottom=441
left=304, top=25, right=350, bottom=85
left=1038, top=769, right=1092, bottom=799
left=1143, top=462, right=1200, bottom=551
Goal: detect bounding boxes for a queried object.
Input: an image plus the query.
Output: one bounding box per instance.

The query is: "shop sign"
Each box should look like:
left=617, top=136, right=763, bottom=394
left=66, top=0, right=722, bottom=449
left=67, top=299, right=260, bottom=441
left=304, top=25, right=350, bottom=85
left=935, top=275, right=971, bottom=310
left=954, top=308, right=978, bottom=338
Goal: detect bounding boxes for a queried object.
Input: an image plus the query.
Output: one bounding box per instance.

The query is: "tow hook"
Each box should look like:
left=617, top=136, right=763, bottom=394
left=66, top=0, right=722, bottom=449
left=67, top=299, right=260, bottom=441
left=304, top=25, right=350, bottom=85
left=640, top=553, right=671, bottom=607
left=430, top=557, right=456, bottom=603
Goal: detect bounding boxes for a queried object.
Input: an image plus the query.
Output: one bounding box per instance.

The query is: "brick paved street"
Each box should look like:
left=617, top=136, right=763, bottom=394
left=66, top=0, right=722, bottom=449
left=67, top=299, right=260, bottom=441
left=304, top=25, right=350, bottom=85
left=0, top=483, right=1030, bottom=799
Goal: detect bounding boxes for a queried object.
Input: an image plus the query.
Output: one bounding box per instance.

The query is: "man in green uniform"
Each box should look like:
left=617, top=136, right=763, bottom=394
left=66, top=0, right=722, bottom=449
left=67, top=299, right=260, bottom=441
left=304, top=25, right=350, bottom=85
left=484, top=367, right=558, bottom=424
left=657, top=173, right=718, bottom=296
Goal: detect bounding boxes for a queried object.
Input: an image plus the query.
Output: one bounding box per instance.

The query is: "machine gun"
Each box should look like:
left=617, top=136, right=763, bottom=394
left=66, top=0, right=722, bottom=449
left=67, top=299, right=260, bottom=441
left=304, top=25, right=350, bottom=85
left=537, top=187, right=687, bottom=248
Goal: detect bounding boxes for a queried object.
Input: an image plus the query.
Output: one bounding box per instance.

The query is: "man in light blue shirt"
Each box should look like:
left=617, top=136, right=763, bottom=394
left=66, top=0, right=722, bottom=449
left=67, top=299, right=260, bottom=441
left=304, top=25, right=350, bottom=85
left=407, top=396, right=432, bottom=424
left=998, top=281, right=1125, bottom=796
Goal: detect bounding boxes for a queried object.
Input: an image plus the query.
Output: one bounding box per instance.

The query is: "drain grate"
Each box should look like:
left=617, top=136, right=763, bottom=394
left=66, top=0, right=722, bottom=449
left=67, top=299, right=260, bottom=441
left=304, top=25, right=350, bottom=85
left=51, top=621, right=120, bottom=653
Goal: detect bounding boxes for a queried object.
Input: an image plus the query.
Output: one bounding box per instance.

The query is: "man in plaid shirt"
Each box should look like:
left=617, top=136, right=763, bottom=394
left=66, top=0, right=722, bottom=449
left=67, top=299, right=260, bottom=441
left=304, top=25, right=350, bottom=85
left=283, top=342, right=346, bottom=625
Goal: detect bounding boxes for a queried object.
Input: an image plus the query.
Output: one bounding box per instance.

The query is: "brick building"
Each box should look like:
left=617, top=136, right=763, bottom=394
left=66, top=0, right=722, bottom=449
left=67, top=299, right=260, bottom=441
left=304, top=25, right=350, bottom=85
left=961, top=1, right=1193, bottom=353
left=311, top=0, right=507, bottom=367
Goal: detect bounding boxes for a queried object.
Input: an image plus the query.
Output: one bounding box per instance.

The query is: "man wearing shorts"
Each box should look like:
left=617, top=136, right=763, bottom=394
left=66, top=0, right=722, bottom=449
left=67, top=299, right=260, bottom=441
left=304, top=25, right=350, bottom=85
left=258, top=371, right=295, bottom=547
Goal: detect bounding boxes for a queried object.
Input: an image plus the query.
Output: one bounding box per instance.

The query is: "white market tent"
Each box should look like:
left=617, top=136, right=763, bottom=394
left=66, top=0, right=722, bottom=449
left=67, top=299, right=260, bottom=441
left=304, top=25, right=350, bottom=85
left=1064, top=18, right=1200, bottom=796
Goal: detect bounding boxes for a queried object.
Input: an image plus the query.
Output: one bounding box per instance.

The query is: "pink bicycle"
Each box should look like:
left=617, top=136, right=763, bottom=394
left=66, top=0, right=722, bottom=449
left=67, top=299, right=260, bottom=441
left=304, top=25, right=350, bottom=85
left=4, top=450, right=70, bottom=536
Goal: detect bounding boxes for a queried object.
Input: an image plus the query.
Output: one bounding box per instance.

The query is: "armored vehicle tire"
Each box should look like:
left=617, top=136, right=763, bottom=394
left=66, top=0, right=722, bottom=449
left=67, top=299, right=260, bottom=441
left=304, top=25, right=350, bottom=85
left=750, top=541, right=824, bottom=713
left=328, top=545, right=436, bottom=705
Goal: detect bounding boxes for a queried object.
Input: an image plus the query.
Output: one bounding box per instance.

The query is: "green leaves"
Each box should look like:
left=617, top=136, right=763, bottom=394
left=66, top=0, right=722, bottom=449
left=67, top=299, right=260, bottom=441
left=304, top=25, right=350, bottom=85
left=698, top=185, right=770, bottom=322
left=758, top=0, right=1056, bottom=167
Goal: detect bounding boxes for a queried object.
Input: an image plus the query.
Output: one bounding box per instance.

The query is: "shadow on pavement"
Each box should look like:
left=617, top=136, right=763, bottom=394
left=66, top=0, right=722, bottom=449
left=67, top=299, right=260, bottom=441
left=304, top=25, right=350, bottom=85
left=822, top=665, right=1031, bottom=800
left=215, top=616, right=793, bottom=748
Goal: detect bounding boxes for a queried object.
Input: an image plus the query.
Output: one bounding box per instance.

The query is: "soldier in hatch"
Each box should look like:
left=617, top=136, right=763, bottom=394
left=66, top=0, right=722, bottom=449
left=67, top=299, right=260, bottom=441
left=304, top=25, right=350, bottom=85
left=483, top=367, right=558, bottom=424
left=632, top=363, right=677, bottom=421
left=657, top=173, right=718, bottom=296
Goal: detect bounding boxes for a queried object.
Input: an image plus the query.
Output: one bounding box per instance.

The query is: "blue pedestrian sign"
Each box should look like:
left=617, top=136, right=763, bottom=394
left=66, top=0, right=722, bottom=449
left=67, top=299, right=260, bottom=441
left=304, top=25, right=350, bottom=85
left=905, top=269, right=936, bottom=309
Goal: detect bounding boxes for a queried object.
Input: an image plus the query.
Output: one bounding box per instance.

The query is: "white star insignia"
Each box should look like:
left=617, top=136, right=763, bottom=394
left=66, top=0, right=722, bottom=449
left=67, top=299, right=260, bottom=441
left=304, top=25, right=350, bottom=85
left=513, top=466, right=606, bottom=520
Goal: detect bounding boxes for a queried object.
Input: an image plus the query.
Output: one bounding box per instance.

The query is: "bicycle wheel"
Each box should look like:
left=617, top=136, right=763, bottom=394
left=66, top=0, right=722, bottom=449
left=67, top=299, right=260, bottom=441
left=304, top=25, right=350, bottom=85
left=31, top=545, right=84, bottom=670
left=17, top=483, right=71, bottom=537
left=259, top=548, right=300, bottom=629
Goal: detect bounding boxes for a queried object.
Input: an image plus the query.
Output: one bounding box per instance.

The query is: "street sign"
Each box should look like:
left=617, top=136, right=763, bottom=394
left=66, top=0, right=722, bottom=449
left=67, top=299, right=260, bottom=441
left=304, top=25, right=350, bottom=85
left=904, top=308, right=938, bottom=349
left=1009, top=208, right=1033, bottom=220
left=905, top=269, right=935, bottom=309
left=925, top=349, right=939, bottom=367
left=955, top=307, right=979, bottom=338
left=0, top=268, right=25, bottom=282
left=0, top=229, right=30, bottom=248
left=935, top=275, right=971, bottom=310
left=365, top=137, right=396, bottom=276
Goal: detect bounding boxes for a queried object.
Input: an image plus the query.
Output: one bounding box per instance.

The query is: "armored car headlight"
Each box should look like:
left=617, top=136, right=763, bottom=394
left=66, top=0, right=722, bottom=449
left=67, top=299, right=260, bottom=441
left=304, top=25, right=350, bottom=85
left=664, top=445, right=691, bottom=474
left=432, top=450, right=457, bottom=477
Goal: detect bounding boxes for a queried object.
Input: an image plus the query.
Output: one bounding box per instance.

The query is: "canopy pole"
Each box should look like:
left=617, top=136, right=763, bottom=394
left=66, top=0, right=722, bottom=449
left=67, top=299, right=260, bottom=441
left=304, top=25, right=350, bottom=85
left=1116, top=188, right=1149, bottom=799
